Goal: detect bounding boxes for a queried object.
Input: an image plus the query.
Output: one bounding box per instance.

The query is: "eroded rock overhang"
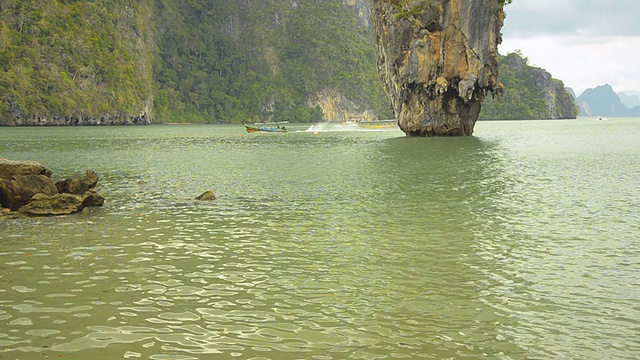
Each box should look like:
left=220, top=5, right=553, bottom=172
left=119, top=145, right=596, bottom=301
left=373, top=0, right=506, bottom=136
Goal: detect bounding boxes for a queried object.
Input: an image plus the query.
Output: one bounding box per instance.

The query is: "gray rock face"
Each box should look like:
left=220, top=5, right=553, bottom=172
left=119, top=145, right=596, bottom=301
left=373, top=0, right=506, bottom=136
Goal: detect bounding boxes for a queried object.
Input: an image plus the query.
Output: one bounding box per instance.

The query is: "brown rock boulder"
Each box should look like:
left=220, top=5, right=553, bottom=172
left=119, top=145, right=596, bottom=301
left=1, top=159, right=105, bottom=217
left=56, top=170, right=99, bottom=195
left=19, top=190, right=106, bottom=217
left=82, top=189, right=106, bottom=207
left=19, top=193, right=86, bottom=216
left=195, top=190, right=216, bottom=201
left=0, top=175, right=58, bottom=211
left=0, top=158, right=52, bottom=179
left=1, top=158, right=57, bottom=210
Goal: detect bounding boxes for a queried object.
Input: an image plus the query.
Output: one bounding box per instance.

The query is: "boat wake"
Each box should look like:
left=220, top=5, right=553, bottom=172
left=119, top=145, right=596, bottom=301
left=305, top=121, right=398, bottom=133
left=305, top=122, right=360, bottom=133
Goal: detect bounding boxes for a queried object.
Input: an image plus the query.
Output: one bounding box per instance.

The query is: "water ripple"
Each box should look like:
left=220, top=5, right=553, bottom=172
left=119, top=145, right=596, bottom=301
left=1, top=123, right=639, bottom=359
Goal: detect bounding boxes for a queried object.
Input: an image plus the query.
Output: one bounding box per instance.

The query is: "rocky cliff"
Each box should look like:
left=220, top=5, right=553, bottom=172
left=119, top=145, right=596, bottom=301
left=373, top=0, right=506, bottom=136
left=3, top=0, right=579, bottom=126
left=1, top=0, right=390, bottom=125
left=147, top=0, right=391, bottom=123
left=480, top=52, right=578, bottom=120
left=0, top=1, right=154, bottom=126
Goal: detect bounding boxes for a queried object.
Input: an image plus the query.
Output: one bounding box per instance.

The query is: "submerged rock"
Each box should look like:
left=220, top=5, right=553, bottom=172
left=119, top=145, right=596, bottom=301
left=0, top=159, right=104, bottom=217
left=195, top=191, right=216, bottom=201
left=373, top=0, right=506, bottom=136
left=82, top=189, right=106, bottom=207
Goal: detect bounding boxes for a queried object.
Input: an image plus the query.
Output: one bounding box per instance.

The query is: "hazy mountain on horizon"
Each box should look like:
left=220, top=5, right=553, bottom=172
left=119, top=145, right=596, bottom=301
left=577, top=84, right=640, bottom=117
left=618, top=92, right=640, bottom=108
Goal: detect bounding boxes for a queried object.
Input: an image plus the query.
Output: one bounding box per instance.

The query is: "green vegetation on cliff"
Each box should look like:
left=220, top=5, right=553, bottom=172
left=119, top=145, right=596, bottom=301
left=480, top=51, right=579, bottom=120
left=0, top=1, right=575, bottom=125
left=1, top=0, right=390, bottom=124
left=0, top=0, right=153, bottom=123
left=152, top=0, right=390, bottom=123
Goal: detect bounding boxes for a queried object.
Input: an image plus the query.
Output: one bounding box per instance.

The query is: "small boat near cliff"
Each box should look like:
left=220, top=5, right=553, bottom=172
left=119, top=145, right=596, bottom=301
left=356, top=120, right=397, bottom=129
left=243, top=121, right=288, bottom=133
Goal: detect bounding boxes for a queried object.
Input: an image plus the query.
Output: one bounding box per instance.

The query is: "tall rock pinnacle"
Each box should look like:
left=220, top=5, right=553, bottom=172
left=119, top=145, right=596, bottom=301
left=373, top=0, right=506, bottom=136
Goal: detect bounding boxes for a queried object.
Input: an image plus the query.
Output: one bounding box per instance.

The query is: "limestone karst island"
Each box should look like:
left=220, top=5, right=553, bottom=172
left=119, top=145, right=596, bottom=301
left=1, top=0, right=576, bottom=135
left=374, top=0, right=506, bottom=136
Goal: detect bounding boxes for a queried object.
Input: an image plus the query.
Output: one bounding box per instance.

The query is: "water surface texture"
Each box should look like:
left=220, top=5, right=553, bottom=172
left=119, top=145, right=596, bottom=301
left=1, top=119, right=639, bottom=359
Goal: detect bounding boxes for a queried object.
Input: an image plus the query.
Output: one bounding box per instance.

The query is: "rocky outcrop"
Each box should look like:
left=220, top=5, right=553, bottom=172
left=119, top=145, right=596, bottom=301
left=55, top=170, right=99, bottom=195
left=373, top=0, right=506, bottom=136
left=19, top=191, right=104, bottom=216
left=480, top=52, right=578, bottom=120
left=195, top=191, right=216, bottom=201
left=0, top=159, right=105, bottom=217
left=0, top=159, right=52, bottom=179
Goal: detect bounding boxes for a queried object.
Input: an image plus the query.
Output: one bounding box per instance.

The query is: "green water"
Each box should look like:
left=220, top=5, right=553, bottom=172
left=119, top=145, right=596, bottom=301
left=1, top=119, right=639, bottom=359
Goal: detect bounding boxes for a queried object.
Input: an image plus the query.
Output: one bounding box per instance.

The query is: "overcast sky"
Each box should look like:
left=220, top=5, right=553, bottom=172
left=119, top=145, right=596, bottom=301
left=499, top=0, right=640, bottom=96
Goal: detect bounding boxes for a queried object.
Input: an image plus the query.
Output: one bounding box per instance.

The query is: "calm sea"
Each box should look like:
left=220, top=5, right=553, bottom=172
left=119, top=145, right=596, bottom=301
left=1, top=119, right=639, bottom=359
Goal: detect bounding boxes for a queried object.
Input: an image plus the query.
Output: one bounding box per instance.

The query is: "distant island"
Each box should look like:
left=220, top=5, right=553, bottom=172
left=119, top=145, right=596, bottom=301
left=618, top=91, right=640, bottom=108
left=576, top=84, right=640, bottom=117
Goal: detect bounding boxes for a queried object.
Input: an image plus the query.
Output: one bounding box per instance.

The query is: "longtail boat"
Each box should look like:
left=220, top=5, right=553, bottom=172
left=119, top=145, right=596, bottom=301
left=243, top=121, right=288, bottom=133
left=356, top=120, right=397, bottom=129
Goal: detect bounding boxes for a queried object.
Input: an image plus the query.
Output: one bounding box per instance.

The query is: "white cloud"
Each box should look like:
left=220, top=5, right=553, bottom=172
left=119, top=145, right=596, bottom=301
left=515, top=0, right=574, bottom=14
left=503, top=0, right=640, bottom=37
left=501, top=0, right=640, bottom=95
left=500, top=36, right=640, bottom=96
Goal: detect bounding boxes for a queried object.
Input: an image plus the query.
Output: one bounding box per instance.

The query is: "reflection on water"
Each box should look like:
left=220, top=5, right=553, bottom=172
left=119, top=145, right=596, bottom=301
left=1, top=120, right=639, bottom=359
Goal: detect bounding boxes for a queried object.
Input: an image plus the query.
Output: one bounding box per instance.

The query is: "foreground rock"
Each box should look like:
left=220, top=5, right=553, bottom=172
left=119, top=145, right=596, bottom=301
left=0, top=158, right=52, bottom=179
left=195, top=191, right=216, bottom=201
left=19, top=190, right=104, bottom=216
left=373, top=0, right=506, bottom=136
left=0, top=159, right=105, bottom=217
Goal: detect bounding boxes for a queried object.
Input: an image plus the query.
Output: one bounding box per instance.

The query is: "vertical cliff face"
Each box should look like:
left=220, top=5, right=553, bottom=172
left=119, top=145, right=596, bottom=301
left=343, top=0, right=374, bottom=28
left=373, top=0, right=506, bottom=136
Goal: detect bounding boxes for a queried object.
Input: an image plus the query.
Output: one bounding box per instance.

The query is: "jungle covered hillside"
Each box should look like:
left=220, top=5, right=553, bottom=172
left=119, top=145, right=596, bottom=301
left=480, top=52, right=579, bottom=120
left=0, top=0, right=390, bottom=124
left=0, top=0, right=154, bottom=125
left=0, top=0, right=576, bottom=125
